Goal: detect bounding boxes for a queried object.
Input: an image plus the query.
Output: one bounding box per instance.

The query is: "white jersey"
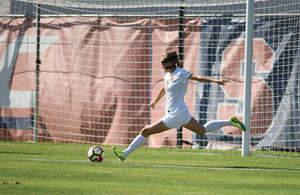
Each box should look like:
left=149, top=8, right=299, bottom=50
left=164, top=67, right=192, bottom=117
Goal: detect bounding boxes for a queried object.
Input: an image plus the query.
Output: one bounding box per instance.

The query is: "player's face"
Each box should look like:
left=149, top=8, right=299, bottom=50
left=161, top=61, right=174, bottom=72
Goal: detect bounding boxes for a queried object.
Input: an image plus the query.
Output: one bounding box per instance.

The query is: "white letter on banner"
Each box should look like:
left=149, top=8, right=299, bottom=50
left=0, top=36, right=60, bottom=108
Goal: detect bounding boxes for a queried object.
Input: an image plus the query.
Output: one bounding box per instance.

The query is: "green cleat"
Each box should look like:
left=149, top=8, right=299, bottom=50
left=112, top=146, right=125, bottom=161
left=229, top=116, right=246, bottom=131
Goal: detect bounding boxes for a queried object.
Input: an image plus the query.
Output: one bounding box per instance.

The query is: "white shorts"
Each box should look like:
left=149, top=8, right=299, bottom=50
left=161, top=109, right=192, bottom=129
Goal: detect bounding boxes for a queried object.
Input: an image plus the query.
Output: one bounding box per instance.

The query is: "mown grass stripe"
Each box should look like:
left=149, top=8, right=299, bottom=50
left=2, top=157, right=299, bottom=171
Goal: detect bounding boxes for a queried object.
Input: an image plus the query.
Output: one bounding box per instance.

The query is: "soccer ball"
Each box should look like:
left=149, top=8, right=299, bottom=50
left=88, top=146, right=104, bottom=162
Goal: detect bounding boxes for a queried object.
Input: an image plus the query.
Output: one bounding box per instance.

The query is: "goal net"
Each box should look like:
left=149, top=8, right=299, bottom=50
left=0, top=0, right=299, bottom=154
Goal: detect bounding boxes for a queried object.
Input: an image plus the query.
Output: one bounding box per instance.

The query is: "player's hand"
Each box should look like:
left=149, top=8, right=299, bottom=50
left=215, top=79, right=230, bottom=85
left=149, top=101, right=157, bottom=109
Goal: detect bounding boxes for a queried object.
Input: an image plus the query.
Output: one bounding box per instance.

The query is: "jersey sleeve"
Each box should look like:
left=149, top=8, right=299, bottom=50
left=177, top=68, right=192, bottom=83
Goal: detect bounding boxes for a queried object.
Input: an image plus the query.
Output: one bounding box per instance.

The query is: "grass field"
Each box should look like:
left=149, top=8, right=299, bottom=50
left=1, top=142, right=300, bottom=195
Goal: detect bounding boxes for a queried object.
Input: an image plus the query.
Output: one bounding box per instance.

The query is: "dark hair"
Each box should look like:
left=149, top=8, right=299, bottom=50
left=161, top=51, right=183, bottom=68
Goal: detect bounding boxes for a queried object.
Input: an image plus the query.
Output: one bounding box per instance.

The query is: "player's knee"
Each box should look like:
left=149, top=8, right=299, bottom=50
left=140, top=126, right=151, bottom=137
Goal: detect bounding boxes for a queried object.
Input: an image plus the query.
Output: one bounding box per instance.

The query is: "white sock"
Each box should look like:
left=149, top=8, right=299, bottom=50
left=123, top=134, right=146, bottom=158
left=204, top=120, right=232, bottom=132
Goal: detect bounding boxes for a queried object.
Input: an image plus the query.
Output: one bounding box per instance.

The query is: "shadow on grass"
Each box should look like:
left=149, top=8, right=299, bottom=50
left=0, top=151, right=41, bottom=155
left=115, top=161, right=300, bottom=171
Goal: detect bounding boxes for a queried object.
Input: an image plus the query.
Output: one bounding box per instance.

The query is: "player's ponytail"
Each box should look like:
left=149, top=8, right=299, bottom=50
left=171, top=51, right=183, bottom=68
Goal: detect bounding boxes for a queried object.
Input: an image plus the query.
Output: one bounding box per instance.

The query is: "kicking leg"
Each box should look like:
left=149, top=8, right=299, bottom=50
left=112, top=119, right=169, bottom=161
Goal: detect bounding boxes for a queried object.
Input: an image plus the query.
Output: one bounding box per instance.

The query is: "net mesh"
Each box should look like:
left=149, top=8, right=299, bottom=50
left=0, top=0, right=299, bottom=154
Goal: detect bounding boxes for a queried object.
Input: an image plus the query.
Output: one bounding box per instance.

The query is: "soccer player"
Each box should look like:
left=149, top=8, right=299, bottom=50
left=112, top=51, right=246, bottom=161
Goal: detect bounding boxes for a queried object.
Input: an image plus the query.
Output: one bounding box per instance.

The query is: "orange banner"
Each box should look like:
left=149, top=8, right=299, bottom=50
left=0, top=17, right=201, bottom=147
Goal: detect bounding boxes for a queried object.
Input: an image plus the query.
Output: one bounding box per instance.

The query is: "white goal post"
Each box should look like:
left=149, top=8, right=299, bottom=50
left=242, top=0, right=254, bottom=156
left=0, top=0, right=299, bottom=156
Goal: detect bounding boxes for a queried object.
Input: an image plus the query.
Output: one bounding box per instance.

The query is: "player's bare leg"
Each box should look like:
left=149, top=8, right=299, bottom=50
left=112, top=119, right=169, bottom=161
left=140, top=119, right=169, bottom=137
left=183, top=117, right=206, bottom=135
left=183, top=117, right=241, bottom=134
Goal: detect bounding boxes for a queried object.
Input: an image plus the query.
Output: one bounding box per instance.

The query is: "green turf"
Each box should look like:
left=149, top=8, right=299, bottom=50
left=0, top=142, right=299, bottom=195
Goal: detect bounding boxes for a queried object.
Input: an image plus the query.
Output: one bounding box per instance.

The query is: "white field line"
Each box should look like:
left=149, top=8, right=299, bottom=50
left=1, top=157, right=299, bottom=171
left=1, top=142, right=300, bottom=159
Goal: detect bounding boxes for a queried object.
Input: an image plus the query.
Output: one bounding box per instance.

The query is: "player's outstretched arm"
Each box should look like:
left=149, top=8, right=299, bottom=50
left=188, top=74, right=229, bottom=85
left=150, top=87, right=166, bottom=109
